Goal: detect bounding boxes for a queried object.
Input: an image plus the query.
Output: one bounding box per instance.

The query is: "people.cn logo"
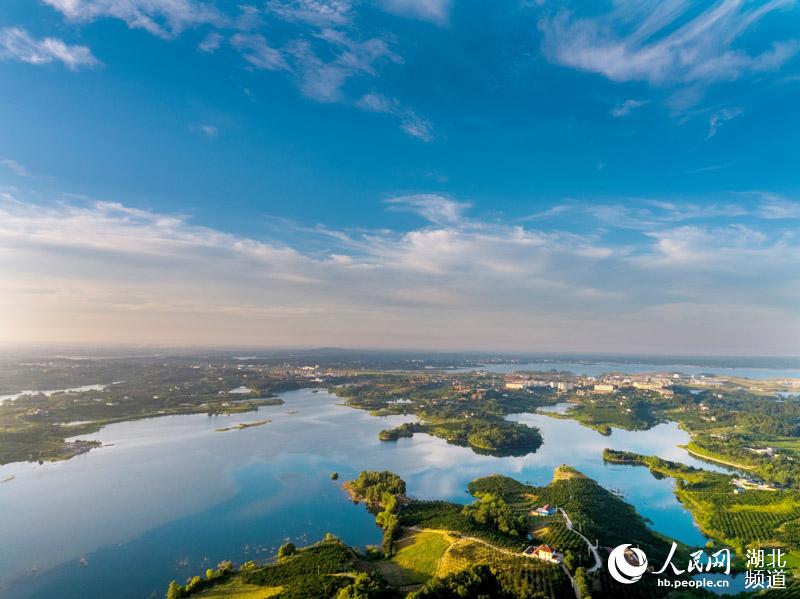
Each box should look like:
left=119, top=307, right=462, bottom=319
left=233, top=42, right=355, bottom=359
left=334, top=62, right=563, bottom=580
left=608, top=544, right=649, bottom=584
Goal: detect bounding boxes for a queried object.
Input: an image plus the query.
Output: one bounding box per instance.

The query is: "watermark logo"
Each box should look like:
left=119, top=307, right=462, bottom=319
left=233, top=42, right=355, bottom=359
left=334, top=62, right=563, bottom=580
left=606, top=542, right=737, bottom=590
left=608, top=544, right=648, bottom=584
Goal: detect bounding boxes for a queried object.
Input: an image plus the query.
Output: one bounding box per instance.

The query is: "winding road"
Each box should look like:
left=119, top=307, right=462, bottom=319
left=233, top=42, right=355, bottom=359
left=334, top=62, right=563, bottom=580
left=558, top=508, right=603, bottom=573
left=408, top=507, right=602, bottom=599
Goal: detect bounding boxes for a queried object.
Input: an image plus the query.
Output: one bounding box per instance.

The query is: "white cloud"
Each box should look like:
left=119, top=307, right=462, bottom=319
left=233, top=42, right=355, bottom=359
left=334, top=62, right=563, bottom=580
left=267, top=0, right=354, bottom=27
left=757, top=193, right=800, bottom=219
left=196, top=124, right=218, bottom=138
left=0, top=27, right=100, bottom=70
left=377, top=0, right=452, bottom=25
left=231, top=33, right=288, bottom=71
left=42, top=0, right=428, bottom=137
left=540, top=0, right=799, bottom=93
left=288, top=31, right=401, bottom=102
left=0, top=158, right=31, bottom=178
left=706, top=107, right=743, bottom=139
left=582, top=200, right=750, bottom=230
left=2, top=193, right=797, bottom=352
left=384, top=194, right=469, bottom=225
left=43, top=0, right=224, bottom=38
left=400, top=115, right=433, bottom=141
left=197, top=31, right=223, bottom=53
left=611, top=99, right=646, bottom=117
left=356, top=91, right=396, bottom=113
left=640, top=224, right=782, bottom=270
left=357, top=92, right=434, bottom=141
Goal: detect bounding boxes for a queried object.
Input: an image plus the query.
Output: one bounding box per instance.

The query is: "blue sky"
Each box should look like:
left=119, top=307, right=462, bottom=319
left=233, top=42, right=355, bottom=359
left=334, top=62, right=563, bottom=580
left=0, top=0, right=799, bottom=354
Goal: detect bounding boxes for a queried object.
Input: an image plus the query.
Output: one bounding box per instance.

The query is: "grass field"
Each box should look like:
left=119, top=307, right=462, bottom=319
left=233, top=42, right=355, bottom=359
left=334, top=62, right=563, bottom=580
left=194, top=578, right=282, bottom=598
left=376, top=530, right=453, bottom=586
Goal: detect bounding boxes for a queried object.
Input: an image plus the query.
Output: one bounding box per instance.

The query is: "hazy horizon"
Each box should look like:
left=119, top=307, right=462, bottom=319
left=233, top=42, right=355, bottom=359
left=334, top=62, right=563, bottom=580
left=1, top=344, right=799, bottom=363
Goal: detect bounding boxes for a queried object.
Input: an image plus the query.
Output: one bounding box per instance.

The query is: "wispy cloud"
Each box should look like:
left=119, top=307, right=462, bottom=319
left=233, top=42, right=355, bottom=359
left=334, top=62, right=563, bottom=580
left=384, top=194, right=469, bottom=225
left=231, top=33, right=288, bottom=71
left=706, top=107, right=743, bottom=139
left=267, top=0, right=354, bottom=27
left=584, top=200, right=750, bottom=230
left=756, top=193, right=800, bottom=219
left=540, top=1, right=799, bottom=100
left=287, top=31, right=401, bottom=102
left=43, top=0, right=224, bottom=38
left=197, top=31, right=223, bottom=54
left=357, top=93, right=434, bottom=141
left=376, top=0, right=452, bottom=25
left=611, top=99, right=646, bottom=117
left=0, top=27, right=100, bottom=70
left=43, top=0, right=433, bottom=141
left=0, top=158, right=31, bottom=178
left=190, top=124, right=219, bottom=138
left=685, top=163, right=735, bottom=174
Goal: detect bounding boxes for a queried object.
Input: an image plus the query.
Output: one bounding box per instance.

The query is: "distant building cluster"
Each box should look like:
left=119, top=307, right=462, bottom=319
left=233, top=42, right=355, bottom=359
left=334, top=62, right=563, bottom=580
left=500, top=372, right=675, bottom=397
left=504, top=376, right=574, bottom=392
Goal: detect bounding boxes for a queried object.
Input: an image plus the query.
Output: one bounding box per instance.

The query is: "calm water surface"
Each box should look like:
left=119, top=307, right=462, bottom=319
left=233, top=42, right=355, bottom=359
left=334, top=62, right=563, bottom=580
left=0, top=389, right=734, bottom=598
left=457, top=361, right=800, bottom=379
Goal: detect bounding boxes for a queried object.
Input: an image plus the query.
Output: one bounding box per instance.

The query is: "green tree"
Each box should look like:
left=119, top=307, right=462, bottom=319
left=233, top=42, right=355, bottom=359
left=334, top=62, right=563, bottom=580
left=184, top=576, right=203, bottom=593
left=461, top=492, right=526, bottom=536
left=278, top=542, right=296, bottom=558
left=166, top=580, right=183, bottom=599
left=564, top=549, right=576, bottom=572
left=337, top=572, right=394, bottom=599
left=575, top=567, right=592, bottom=599
left=409, top=565, right=507, bottom=598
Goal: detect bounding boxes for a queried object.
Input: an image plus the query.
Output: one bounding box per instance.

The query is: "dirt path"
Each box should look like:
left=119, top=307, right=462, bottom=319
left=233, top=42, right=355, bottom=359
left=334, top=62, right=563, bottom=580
left=407, top=526, right=522, bottom=558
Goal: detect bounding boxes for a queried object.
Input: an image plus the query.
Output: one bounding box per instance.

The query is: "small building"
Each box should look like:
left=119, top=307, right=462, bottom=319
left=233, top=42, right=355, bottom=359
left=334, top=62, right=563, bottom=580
left=748, top=447, right=777, bottom=457
left=525, top=544, right=562, bottom=563
left=593, top=383, right=617, bottom=393
left=505, top=381, right=528, bottom=390
left=531, top=504, right=556, bottom=517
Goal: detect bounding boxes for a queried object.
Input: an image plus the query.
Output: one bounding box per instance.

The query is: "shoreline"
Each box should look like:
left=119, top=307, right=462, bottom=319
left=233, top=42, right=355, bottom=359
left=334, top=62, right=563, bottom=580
left=685, top=447, right=754, bottom=471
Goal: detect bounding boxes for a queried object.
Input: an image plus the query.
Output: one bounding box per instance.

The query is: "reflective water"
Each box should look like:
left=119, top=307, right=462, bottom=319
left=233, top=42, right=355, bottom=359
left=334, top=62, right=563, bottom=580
left=456, top=361, right=800, bottom=380
left=0, top=384, right=109, bottom=405
left=0, top=390, right=734, bottom=598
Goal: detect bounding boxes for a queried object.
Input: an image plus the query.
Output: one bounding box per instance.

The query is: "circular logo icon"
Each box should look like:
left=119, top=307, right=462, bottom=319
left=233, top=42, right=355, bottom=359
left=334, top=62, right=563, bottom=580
left=608, top=544, right=648, bottom=584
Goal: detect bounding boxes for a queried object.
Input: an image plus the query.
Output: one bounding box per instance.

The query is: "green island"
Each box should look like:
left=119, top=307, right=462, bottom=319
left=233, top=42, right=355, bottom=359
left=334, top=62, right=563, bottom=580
left=164, top=466, right=758, bottom=599
left=215, top=420, right=272, bottom=432
left=335, top=375, right=550, bottom=456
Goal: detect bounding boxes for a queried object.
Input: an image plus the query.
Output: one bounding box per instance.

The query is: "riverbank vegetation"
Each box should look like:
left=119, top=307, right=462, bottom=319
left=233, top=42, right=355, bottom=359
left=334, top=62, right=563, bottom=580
left=604, top=448, right=800, bottom=556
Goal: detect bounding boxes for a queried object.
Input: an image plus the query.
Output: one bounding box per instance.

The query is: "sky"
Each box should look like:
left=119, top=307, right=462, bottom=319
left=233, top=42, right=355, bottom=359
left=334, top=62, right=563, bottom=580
left=0, top=0, right=799, bottom=355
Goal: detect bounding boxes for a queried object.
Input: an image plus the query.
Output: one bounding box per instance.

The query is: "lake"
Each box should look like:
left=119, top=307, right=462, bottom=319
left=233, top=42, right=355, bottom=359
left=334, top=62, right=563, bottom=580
left=0, top=389, right=735, bottom=598
left=0, top=384, right=110, bottom=405
left=455, top=361, right=800, bottom=380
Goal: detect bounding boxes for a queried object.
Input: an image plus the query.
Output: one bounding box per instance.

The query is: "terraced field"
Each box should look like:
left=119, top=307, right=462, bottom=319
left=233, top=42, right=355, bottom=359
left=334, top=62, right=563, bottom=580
left=437, top=538, right=572, bottom=598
